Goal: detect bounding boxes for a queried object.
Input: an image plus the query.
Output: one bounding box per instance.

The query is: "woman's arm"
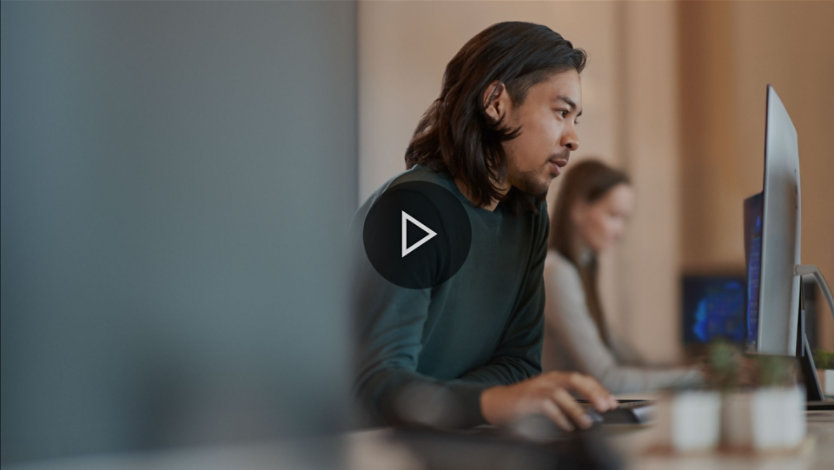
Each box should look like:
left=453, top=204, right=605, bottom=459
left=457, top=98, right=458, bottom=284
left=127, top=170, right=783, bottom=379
left=542, top=252, right=701, bottom=394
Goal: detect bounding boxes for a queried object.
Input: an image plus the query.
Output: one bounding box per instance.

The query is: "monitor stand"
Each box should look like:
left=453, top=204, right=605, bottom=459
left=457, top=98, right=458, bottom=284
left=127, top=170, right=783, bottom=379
left=796, top=264, right=834, bottom=408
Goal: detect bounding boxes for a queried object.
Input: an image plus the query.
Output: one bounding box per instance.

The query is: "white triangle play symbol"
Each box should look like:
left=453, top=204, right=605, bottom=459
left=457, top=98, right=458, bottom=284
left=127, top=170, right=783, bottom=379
left=402, top=210, right=437, bottom=258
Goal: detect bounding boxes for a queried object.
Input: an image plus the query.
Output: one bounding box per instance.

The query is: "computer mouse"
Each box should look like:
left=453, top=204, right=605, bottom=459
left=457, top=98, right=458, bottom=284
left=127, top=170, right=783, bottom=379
left=584, top=409, right=604, bottom=426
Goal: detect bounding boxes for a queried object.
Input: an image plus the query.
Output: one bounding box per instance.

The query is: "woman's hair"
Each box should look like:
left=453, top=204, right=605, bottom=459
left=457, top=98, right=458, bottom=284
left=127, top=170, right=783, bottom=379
left=405, top=22, right=586, bottom=213
left=549, top=159, right=630, bottom=345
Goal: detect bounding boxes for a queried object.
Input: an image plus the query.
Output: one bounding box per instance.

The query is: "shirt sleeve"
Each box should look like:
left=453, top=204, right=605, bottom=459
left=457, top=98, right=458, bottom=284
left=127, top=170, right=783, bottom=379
left=542, top=254, right=702, bottom=394
left=350, top=194, right=482, bottom=429
left=454, top=208, right=547, bottom=386
left=352, top=249, right=493, bottom=428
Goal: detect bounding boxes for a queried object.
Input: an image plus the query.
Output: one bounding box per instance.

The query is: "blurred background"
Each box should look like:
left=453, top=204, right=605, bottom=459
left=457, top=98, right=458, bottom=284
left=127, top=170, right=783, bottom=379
left=2, top=0, right=833, bottom=466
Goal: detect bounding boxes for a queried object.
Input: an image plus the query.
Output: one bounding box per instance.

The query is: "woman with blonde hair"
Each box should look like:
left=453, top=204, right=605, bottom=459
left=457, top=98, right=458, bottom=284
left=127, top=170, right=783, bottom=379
left=542, top=159, right=701, bottom=393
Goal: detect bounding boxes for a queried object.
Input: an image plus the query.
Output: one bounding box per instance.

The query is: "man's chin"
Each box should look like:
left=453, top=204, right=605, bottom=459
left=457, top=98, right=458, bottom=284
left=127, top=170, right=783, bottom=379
left=507, top=170, right=553, bottom=198
left=530, top=187, right=549, bottom=199
left=514, top=178, right=550, bottom=199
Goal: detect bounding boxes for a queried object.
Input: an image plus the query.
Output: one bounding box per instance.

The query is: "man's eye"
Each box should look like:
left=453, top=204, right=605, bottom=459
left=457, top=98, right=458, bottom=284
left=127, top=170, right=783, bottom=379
left=555, top=109, right=569, bottom=118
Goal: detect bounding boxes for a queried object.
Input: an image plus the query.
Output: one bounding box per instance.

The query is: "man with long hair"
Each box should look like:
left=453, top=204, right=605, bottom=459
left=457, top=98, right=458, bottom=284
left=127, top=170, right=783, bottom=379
left=353, top=22, right=617, bottom=431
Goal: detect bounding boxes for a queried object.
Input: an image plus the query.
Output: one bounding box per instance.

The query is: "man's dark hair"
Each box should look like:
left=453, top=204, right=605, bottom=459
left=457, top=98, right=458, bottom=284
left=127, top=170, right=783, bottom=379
left=405, top=22, right=587, bottom=211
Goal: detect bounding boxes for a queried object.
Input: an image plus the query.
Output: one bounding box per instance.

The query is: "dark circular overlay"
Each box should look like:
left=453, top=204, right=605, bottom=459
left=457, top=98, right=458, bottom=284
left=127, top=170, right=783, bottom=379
left=363, top=181, right=472, bottom=289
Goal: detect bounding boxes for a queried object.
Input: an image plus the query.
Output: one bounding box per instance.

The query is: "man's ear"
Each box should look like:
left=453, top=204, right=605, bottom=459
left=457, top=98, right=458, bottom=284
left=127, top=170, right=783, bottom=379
left=482, top=81, right=509, bottom=123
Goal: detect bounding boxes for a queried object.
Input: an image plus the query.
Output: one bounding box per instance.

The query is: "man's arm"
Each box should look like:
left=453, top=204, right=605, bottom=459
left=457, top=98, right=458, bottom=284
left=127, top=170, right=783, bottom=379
left=351, top=192, right=489, bottom=428
left=352, top=262, right=489, bottom=428
left=456, top=205, right=549, bottom=386
left=353, top=200, right=617, bottom=430
left=454, top=254, right=545, bottom=386
left=458, top=205, right=617, bottom=430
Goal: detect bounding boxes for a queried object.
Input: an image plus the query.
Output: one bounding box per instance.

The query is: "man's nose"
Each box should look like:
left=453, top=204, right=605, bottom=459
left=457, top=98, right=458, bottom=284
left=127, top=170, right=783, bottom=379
left=561, top=125, right=579, bottom=151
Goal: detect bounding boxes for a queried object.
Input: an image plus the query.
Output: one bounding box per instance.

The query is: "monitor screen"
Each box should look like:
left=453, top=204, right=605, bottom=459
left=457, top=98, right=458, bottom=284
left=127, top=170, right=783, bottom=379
left=744, top=192, right=763, bottom=351
left=682, top=275, right=747, bottom=345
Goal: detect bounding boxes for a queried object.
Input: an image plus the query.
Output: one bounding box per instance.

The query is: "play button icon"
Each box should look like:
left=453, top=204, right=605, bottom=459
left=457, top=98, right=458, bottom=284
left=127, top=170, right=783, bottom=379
left=363, top=180, right=472, bottom=289
left=401, top=211, right=436, bottom=258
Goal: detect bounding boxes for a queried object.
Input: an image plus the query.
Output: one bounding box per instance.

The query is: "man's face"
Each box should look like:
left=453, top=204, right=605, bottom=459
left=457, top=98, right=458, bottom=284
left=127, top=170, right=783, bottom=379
left=500, top=70, right=582, bottom=197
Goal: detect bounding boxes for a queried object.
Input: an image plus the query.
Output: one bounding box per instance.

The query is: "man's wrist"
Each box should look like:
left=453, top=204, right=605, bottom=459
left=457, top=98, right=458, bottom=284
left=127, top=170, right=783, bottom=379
left=480, top=384, right=512, bottom=425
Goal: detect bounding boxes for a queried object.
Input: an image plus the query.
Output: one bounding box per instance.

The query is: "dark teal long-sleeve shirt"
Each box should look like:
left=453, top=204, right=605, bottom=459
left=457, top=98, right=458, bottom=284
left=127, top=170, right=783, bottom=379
left=352, top=166, right=548, bottom=427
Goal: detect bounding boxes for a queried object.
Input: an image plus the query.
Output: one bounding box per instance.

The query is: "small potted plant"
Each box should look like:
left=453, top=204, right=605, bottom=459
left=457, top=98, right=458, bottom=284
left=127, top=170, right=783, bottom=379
left=720, top=351, right=805, bottom=452
left=812, top=348, right=834, bottom=397
left=651, top=342, right=730, bottom=453
left=710, top=341, right=754, bottom=450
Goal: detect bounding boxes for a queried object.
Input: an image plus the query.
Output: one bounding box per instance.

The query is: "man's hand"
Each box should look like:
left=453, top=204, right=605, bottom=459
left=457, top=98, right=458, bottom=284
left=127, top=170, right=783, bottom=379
left=480, top=371, right=617, bottom=431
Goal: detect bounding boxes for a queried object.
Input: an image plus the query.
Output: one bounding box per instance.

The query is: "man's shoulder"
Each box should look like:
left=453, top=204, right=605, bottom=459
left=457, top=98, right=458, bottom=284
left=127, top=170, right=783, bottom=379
left=359, top=166, right=455, bottom=211
left=389, top=165, right=454, bottom=189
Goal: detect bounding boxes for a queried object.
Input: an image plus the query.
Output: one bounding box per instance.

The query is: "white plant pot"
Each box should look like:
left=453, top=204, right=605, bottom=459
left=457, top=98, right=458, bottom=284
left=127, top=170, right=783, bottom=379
left=818, top=369, right=834, bottom=397
left=721, top=385, right=805, bottom=451
left=751, top=385, right=805, bottom=450
left=654, top=391, right=721, bottom=453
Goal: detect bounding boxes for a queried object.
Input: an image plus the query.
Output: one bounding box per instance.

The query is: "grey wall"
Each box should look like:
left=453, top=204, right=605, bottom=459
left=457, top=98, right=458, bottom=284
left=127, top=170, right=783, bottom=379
left=1, top=1, right=356, bottom=463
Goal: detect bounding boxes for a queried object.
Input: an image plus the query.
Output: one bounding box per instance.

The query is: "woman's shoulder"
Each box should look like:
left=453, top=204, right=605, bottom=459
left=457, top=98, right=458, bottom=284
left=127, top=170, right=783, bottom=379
left=544, top=250, right=582, bottom=285
left=543, top=251, right=589, bottom=321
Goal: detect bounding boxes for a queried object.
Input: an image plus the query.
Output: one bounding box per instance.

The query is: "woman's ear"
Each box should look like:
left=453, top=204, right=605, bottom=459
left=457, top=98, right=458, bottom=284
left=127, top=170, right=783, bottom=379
left=482, top=81, right=509, bottom=123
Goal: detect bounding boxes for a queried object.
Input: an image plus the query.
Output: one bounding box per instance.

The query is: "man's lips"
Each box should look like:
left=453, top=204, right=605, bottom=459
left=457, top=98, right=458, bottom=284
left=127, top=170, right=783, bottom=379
left=548, top=154, right=569, bottom=176
left=549, top=157, right=568, bottom=168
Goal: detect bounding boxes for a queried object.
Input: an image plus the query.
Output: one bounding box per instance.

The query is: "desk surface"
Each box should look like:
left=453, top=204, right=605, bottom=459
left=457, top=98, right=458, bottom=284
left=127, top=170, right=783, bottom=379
left=7, top=411, right=834, bottom=470
left=348, top=410, right=834, bottom=470
left=613, top=410, right=834, bottom=470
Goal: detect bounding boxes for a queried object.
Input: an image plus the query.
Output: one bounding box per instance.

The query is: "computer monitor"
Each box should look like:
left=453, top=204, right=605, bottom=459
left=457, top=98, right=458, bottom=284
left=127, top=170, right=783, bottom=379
left=751, top=85, right=802, bottom=356
left=681, top=274, right=747, bottom=346
left=744, top=86, right=830, bottom=403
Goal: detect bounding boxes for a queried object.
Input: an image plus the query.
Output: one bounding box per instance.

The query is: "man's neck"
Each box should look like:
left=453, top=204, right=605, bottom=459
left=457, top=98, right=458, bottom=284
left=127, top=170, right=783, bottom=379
left=454, top=178, right=508, bottom=212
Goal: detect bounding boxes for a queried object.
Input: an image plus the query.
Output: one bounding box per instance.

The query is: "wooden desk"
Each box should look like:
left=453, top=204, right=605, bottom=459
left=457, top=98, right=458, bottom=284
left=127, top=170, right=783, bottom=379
left=609, top=410, right=834, bottom=469
left=7, top=411, right=833, bottom=469
left=348, top=410, right=834, bottom=469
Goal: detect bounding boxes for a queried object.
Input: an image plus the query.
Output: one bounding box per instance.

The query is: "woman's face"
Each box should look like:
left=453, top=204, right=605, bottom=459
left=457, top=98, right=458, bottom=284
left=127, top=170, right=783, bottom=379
left=573, top=183, right=635, bottom=253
